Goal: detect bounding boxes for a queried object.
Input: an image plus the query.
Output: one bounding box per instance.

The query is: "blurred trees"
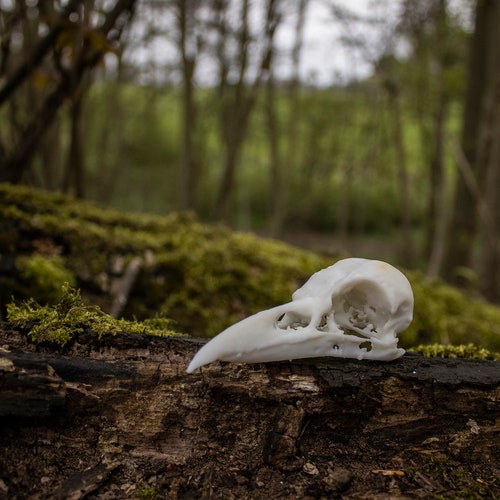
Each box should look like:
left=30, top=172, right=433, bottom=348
left=0, top=0, right=136, bottom=194
left=444, top=0, right=500, bottom=300
left=1, top=0, right=499, bottom=302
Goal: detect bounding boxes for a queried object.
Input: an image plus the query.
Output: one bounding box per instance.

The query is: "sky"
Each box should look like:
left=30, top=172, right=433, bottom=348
left=122, top=0, right=473, bottom=87
left=123, top=0, right=403, bottom=86
left=275, top=0, right=398, bottom=85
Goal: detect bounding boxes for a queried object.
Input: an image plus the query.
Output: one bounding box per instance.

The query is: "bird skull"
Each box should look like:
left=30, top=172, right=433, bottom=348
left=187, top=258, right=414, bottom=373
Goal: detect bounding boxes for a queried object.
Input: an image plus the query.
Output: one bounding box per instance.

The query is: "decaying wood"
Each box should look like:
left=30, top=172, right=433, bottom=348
left=0, top=329, right=498, bottom=499
left=109, top=256, right=144, bottom=318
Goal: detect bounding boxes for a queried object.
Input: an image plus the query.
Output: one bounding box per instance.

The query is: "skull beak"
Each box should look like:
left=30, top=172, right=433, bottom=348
left=187, top=298, right=335, bottom=373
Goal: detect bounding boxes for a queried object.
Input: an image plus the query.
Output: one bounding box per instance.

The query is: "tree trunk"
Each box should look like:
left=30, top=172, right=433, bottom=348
left=426, top=0, right=450, bottom=278
left=266, top=0, right=307, bottom=238
left=444, top=0, right=497, bottom=284
left=0, top=0, right=136, bottom=185
left=177, top=0, right=200, bottom=212
left=426, top=93, right=449, bottom=278
left=265, top=68, right=283, bottom=236
left=1, top=328, right=498, bottom=499
left=214, top=0, right=277, bottom=223
left=386, top=83, right=413, bottom=266
left=63, top=90, right=86, bottom=198
left=475, top=72, right=500, bottom=301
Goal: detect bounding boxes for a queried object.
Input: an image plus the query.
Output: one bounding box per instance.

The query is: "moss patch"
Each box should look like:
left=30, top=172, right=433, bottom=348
left=409, top=343, right=498, bottom=360
left=1, top=183, right=500, bottom=355
left=401, top=271, right=500, bottom=353
left=6, top=283, right=181, bottom=347
left=413, top=456, right=498, bottom=499
left=16, top=254, right=76, bottom=303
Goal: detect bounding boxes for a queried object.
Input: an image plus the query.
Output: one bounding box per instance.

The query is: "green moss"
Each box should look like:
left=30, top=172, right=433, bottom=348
left=417, top=456, right=498, bottom=499
left=400, top=271, right=500, bottom=353
left=138, top=486, right=158, bottom=500
left=6, top=283, right=181, bottom=347
left=1, top=182, right=500, bottom=354
left=146, top=231, right=327, bottom=337
left=408, top=343, right=498, bottom=360
left=16, top=254, right=76, bottom=303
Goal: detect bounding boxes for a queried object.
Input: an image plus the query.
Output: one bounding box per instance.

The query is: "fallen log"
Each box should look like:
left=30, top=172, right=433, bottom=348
left=0, top=329, right=498, bottom=499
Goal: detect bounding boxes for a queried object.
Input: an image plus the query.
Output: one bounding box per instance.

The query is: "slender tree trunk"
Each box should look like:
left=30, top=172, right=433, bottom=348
left=214, top=0, right=251, bottom=221
left=426, top=95, right=449, bottom=277
left=63, top=91, right=85, bottom=198
left=476, top=72, right=500, bottom=301
left=94, top=47, right=126, bottom=206
left=177, top=0, right=199, bottom=212
left=444, top=0, right=495, bottom=283
left=214, top=0, right=277, bottom=222
left=265, top=69, right=283, bottom=236
left=39, top=120, right=63, bottom=191
left=386, top=83, right=413, bottom=266
left=426, top=0, right=450, bottom=277
left=266, top=0, right=306, bottom=237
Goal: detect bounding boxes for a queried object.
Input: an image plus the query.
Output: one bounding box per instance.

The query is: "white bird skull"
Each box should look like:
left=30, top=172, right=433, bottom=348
left=187, top=258, right=414, bottom=373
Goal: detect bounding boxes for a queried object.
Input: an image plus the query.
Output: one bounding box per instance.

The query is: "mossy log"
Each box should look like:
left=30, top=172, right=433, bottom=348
left=2, top=182, right=500, bottom=352
left=0, top=329, right=498, bottom=499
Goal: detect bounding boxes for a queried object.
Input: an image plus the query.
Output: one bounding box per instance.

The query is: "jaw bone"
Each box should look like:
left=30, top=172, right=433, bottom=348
left=187, top=258, right=414, bottom=373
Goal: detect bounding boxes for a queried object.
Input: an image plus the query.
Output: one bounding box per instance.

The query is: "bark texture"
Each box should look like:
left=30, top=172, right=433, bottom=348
left=0, top=328, right=498, bottom=499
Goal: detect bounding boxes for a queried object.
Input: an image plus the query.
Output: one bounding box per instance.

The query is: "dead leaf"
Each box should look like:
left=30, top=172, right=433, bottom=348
left=371, top=469, right=405, bottom=477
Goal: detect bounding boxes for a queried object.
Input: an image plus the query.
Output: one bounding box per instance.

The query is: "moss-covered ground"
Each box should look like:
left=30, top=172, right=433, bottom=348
left=1, top=183, right=499, bottom=355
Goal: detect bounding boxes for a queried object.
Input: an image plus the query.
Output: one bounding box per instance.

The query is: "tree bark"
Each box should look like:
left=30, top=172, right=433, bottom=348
left=475, top=72, right=500, bottom=301
left=1, top=328, right=498, bottom=499
left=214, top=0, right=277, bottom=223
left=0, top=0, right=136, bottom=185
left=0, top=0, right=83, bottom=107
left=426, top=0, right=450, bottom=278
left=63, top=90, right=86, bottom=198
left=266, top=0, right=306, bottom=238
left=444, top=0, right=498, bottom=284
left=386, top=83, right=413, bottom=266
left=177, top=0, right=200, bottom=212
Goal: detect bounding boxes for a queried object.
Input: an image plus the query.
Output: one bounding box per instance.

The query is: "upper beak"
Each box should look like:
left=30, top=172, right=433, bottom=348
left=186, top=298, right=337, bottom=373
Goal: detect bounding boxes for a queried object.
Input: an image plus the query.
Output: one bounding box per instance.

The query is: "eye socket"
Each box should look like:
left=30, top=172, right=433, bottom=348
left=332, top=281, right=390, bottom=338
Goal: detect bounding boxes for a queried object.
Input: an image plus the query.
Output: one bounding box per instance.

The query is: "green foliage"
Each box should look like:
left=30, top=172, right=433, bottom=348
left=6, top=283, right=180, bottom=347
left=80, top=81, right=448, bottom=232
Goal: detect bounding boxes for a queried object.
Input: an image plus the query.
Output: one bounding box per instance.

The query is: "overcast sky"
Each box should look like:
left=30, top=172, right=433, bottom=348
left=123, top=0, right=471, bottom=87
left=122, top=0, right=402, bottom=86
left=275, top=0, right=400, bottom=85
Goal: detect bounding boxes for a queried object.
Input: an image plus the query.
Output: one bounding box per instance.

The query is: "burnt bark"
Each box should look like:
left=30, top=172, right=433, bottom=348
left=0, top=328, right=498, bottom=499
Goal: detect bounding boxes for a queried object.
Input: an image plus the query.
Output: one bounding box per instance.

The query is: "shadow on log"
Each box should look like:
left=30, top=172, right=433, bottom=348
left=0, top=328, right=498, bottom=499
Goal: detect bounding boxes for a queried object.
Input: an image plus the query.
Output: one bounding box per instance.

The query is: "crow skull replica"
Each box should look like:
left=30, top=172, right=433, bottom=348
left=187, top=258, right=414, bottom=373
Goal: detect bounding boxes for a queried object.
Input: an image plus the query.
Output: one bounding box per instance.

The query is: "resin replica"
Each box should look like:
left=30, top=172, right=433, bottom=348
left=187, top=258, right=414, bottom=373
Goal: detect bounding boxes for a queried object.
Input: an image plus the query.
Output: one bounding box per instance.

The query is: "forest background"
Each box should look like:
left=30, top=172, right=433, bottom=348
left=0, top=0, right=499, bottom=304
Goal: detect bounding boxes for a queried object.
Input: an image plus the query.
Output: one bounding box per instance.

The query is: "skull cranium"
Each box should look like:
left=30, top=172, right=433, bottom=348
left=187, top=258, right=414, bottom=373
